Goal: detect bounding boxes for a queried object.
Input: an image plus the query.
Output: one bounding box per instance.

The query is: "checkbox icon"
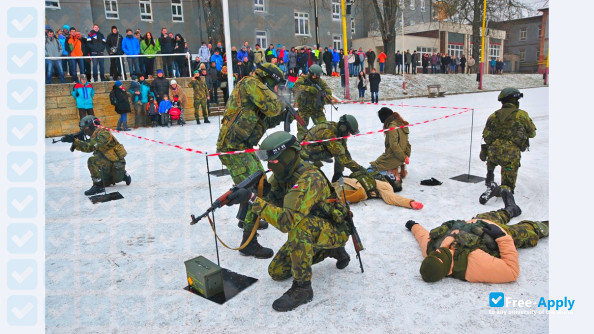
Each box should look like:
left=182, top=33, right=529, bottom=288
left=7, top=79, right=37, bottom=110
left=7, top=188, right=37, bottom=218
left=7, top=295, right=37, bottom=326
left=7, top=259, right=37, bottom=290
left=7, top=152, right=37, bottom=182
left=8, top=44, right=37, bottom=74
left=46, top=295, right=74, bottom=327
left=7, top=116, right=37, bottom=146
left=489, top=292, right=505, bottom=307
left=7, top=224, right=37, bottom=254
left=7, top=7, right=37, bottom=38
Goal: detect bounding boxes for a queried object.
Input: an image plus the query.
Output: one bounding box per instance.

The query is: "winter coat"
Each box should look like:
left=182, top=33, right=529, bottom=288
left=366, top=51, right=376, bottom=66
left=211, top=54, right=223, bottom=71
left=354, top=53, right=361, bottom=66
left=323, top=51, right=333, bottom=64
left=129, top=80, right=154, bottom=103
left=347, top=53, right=355, bottom=64
left=395, top=53, right=402, bottom=65
left=58, top=34, right=68, bottom=56
left=169, top=85, right=187, bottom=108
left=72, top=81, right=94, bottom=109
left=467, top=58, right=476, bottom=67
left=151, top=77, right=170, bottom=100
left=430, top=54, right=438, bottom=65
left=357, top=75, right=368, bottom=90
left=122, top=35, right=140, bottom=56
left=86, top=30, right=106, bottom=54
left=159, top=34, right=174, bottom=54
left=158, top=100, right=172, bottom=114
left=106, top=32, right=123, bottom=55
left=369, top=73, right=381, bottom=92
left=45, top=36, right=63, bottom=57
left=237, top=49, right=249, bottom=62
left=198, top=45, right=210, bottom=63
left=265, top=47, right=275, bottom=62
left=206, top=67, right=219, bottom=89
left=332, top=50, right=340, bottom=63
left=141, top=38, right=160, bottom=58
left=371, top=114, right=411, bottom=171
left=404, top=52, right=411, bottom=65
left=288, top=50, right=298, bottom=68
left=110, top=86, right=131, bottom=114
left=254, top=48, right=266, bottom=64
left=377, top=52, right=387, bottom=64
left=297, top=52, right=308, bottom=67
left=460, top=56, right=467, bottom=67
left=68, top=36, right=83, bottom=57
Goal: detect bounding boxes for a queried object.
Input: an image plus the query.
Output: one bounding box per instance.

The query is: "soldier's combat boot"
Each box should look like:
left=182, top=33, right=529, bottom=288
left=124, top=173, right=132, bottom=186
left=196, top=119, right=201, bottom=124
left=479, top=181, right=501, bottom=205
left=239, top=231, right=273, bottom=259
left=237, top=220, right=269, bottom=230
left=328, top=247, right=350, bottom=269
left=485, top=169, right=495, bottom=186
left=272, top=280, right=313, bottom=312
left=502, top=188, right=522, bottom=218
left=84, top=184, right=105, bottom=196
left=204, top=117, right=211, bottom=123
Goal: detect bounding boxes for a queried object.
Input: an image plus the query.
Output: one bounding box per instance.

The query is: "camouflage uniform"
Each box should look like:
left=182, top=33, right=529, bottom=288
left=250, top=162, right=351, bottom=283
left=293, top=75, right=332, bottom=139
left=483, top=103, right=536, bottom=192
left=301, top=121, right=364, bottom=176
left=370, top=114, right=411, bottom=172
left=188, top=77, right=209, bottom=121
left=73, top=128, right=127, bottom=186
left=473, top=209, right=548, bottom=249
left=216, top=75, right=284, bottom=229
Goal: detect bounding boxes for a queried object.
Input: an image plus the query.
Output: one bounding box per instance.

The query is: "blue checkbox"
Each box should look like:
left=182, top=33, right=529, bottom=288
left=7, top=8, right=37, bottom=38
left=489, top=292, right=505, bottom=307
left=7, top=116, right=37, bottom=146
left=7, top=152, right=37, bottom=182
left=115, top=296, right=147, bottom=326
left=7, top=188, right=37, bottom=218
left=154, top=188, right=186, bottom=219
left=7, top=295, right=37, bottom=326
left=77, top=259, right=111, bottom=290
left=46, top=187, right=75, bottom=217
left=7, top=79, right=37, bottom=110
left=46, top=295, right=74, bottom=327
left=7, top=259, right=37, bottom=290
left=8, top=44, right=37, bottom=74
left=7, top=224, right=37, bottom=254
left=46, top=259, right=75, bottom=291
left=79, top=223, right=110, bottom=254
left=79, top=294, right=110, bottom=326
left=46, top=223, right=74, bottom=254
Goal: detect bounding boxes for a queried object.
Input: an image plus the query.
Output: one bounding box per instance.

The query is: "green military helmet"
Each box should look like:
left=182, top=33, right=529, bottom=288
left=308, top=64, right=323, bottom=76
left=255, top=63, right=285, bottom=87
left=497, top=87, right=523, bottom=101
left=338, top=114, right=360, bottom=135
left=79, top=115, right=100, bottom=130
left=256, top=131, right=301, bottom=161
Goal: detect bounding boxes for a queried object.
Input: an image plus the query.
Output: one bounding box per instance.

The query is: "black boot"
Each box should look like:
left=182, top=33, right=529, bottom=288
left=272, top=280, right=314, bottom=312
left=485, top=169, right=494, bottom=186
left=204, top=117, right=211, bottom=123
left=237, top=219, right=268, bottom=230
left=124, top=173, right=132, bottom=185
left=239, top=231, right=273, bottom=258
left=84, top=184, right=105, bottom=196
left=502, top=188, right=522, bottom=218
left=327, top=247, right=350, bottom=269
left=196, top=119, right=201, bottom=124
left=479, top=181, right=501, bottom=205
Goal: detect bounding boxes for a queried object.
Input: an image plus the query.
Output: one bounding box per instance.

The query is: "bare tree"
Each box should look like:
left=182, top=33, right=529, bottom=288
left=370, top=0, right=399, bottom=74
left=198, top=0, right=224, bottom=44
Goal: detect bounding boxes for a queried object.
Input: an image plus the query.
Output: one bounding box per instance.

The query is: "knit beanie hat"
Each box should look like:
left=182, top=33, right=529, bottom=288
left=115, top=80, right=122, bottom=87
left=420, top=247, right=452, bottom=283
left=378, top=107, right=394, bottom=123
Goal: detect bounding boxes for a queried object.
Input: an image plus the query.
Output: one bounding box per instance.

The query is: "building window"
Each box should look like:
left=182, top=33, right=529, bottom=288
left=104, top=0, right=119, bottom=19
left=416, top=46, right=436, bottom=64
left=410, top=0, right=415, bottom=10
left=333, top=36, right=342, bottom=51
left=519, top=28, right=527, bottom=41
left=538, top=25, right=542, bottom=38
left=139, top=0, right=153, bottom=21
left=489, top=43, right=501, bottom=59
left=447, top=44, right=463, bottom=58
left=351, top=18, right=355, bottom=34
left=294, top=12, right=310, bottom=36
left=46, top=1, right=60, bottom=9
left=519, top=49, right=526, bottom=62
left=254, top=0, right=264, bottom=12
left=420, top=0, right=425, bottom=12
left=256, top=30, right=268, bottom=49
left=332, top=0, right=341, bottom=20
left=171, top=0, right=183, bottom=22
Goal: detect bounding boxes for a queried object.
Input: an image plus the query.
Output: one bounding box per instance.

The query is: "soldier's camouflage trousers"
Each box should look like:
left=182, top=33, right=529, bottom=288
left=268, top=215, right=350, bottom=283
left=218, top=152, right=264, bottom=229
left=487, top=161, right=519, bottom=193
left=194, top=99, right=209, bottom=120
left=297, top=109, right=327, bottom=140
left=474, top=209, right=548, bottom=248
left=88, top=155, right=126, bottom=186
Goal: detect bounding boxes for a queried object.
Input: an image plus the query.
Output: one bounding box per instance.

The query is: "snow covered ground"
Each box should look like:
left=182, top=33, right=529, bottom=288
left=45, top=87, right=549, bottom=333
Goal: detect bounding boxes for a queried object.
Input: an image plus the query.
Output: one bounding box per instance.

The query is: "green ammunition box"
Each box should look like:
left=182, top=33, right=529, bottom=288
left=184, top=256, right=224, bottom=298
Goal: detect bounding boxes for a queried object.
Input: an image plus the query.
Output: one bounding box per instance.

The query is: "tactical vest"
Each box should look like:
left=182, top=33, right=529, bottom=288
left=93, top=128, right=127, bottom=162
left=486, top=105, right=530, bottom=152
left=427, top=220, right=500, bottom=280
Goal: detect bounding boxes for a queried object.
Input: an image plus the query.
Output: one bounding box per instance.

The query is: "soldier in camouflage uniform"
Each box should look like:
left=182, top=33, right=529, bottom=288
left=480, top=88, right=536, bottom=209
left=65, top=116, right=131, bottom=195
left=188, top=70, right=210, bottom=124
left=293, top=64, right=332, bottom=140
left=405, top=207, right=548, bottom=283
left=227, top=131, right=351, bottom=311
left=216, top=63, right=287, bottom=258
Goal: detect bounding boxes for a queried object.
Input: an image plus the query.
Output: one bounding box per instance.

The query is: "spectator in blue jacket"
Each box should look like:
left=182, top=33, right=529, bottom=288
left=237, top=45, right=249, bottom=63
left=210, top=50, right=223, bottom=71
left=72, top=74, right=95, bottom=119
left=129, top=74, right=155, bottom=127
left=122, top=28, right=141, bottom=77
left=332, top=48, right=340, bottom=73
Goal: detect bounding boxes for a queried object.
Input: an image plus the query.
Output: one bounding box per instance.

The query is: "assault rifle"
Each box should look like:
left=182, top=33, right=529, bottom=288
left=52, top=130, right=86, bottom=152
left=305, top=78, right=338, bottom=112
left=276, top=91, right=306, bottom=133
left=339, top=177, right=365, bottom=273
left=190, top=170, right=265, bottom=225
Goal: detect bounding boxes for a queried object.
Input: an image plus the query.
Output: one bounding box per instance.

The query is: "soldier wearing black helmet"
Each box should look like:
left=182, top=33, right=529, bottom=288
left=65, top=115, right=131, bottom=195
left=479, top=88, right=536, bottom=216
left=229, top=131, right=351, bottom=311
left=293, top=64, right=333, bottom=140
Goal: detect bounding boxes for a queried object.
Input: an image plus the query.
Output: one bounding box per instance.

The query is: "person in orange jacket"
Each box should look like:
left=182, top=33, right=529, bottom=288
left=377, top=51, right=387, bottom=74
left=405, top=208, right=548, bottom=283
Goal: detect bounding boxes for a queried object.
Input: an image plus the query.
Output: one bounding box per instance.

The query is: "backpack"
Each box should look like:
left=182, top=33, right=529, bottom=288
left=146, top=100, right=158, bottom=116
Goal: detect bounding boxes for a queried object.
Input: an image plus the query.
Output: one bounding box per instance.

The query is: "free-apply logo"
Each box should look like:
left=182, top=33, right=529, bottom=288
left=489, top=292, right=576, bottom=312
left=489, top=292, right=505, bottom=307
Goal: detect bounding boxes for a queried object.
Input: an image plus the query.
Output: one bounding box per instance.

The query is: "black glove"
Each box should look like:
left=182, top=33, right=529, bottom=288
left=62, top=134, right=75, bottom=143
left=331, top=172, right=343, bottom=183
left=405, top=220, right=417, bottom=231
left=483, top=223, right=506, bottom=239
left=226, top=188, right=256, bottom=206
